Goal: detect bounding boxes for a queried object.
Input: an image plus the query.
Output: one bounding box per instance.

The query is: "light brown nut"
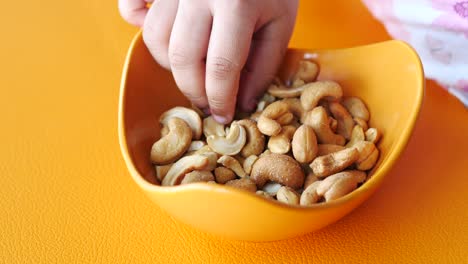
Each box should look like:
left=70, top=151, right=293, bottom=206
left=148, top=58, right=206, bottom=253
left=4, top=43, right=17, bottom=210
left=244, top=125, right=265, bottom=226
left=300, top=81, right=343, bottom=111
left=192, top=145, right=214, bottom=156
left=203, top=116, right=225, bottom=138
left=257, top=101, right=290, bottom=136
left=276, top=186, right=300, bottom=205
left=292, top=78, right=306, bottom=88
left=160, top=125, right=169, bottom=137
left=267, top=125, right=297, bottom=154
left=251, top=153, right=305, bottom=189
left=303, top=106, right=346, bottom=146
left=225, top=178, right=257, bottom=193
left=262, top=182, right=282, bottom=195
left=303, top=172, right=319, bottom=189
left=201, top=152, right=218, bottom=171
left=276, top=112, right=295, bottom=125
left=207, top=122, right=246, bottom=155
left=329, top=102, right=354, bottom=140
left=243, top=155, right=259, bottom=175
left=180, top=171, right=215, bottom=185
left=256, top=190, right=274, bottom=199
left=365, top=128, right=382, bottom=144
left=353, top=141, right=379, bottom=171
left=282, top=98, right=305, bottom=120
left=188, top=140, right=206, bottom=152
left=354, top=117, right=369, bottom=131
left=236, top=119, right=265, bottom=157
left=214, top=167, right=236, bottom=184
left=292, top=124, right=318, bottom=163
left=316, top=170, right=366, bottom=201
left=151, top=117, right=192, bottom=165
left=159, top=107, right=203, bottom=140
left=162, top=154, right=210, bottom=186
left=317, top=144, right=346, bottom=156
left=260, top=149, right=272, bottom=157
left=155, top=164, right=173, bottom=182
left=250, top=111, right=262, bottom=122
left=217, top=155, right=247, bottom=177
left=346, top=125, right=365, bottom=147
left=329, top=117, right=338, bottom=132
left=267, top=84, right=305, bottom=98
left=342, top=97, right=370, bottom=121
left=256, top=93, right=276, bottom=112
left=310, top=147, right=359, bottom=177
left=300, top=181, right=322, bottom=206
left=293, top=60, right=319, bottom=83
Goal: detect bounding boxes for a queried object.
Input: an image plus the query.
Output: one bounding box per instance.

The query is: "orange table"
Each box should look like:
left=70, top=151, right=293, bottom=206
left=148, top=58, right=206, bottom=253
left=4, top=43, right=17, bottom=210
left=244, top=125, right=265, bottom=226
left=1, top=0, right=467, bottom=263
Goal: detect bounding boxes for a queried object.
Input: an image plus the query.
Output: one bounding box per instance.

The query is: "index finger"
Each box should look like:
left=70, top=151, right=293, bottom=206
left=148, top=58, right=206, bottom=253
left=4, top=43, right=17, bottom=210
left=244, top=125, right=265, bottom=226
left=205, top=8, right=255, bottom=124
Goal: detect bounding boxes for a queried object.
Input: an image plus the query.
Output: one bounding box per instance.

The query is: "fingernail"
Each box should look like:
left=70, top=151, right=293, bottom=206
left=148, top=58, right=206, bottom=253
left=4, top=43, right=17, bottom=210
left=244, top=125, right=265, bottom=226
left=213, top=114, right=230, bottom=124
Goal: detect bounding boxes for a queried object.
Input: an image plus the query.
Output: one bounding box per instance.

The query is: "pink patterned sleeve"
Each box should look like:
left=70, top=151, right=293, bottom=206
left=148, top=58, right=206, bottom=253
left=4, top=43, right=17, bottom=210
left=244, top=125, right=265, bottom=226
left=362, top=0, right=468, bottom=107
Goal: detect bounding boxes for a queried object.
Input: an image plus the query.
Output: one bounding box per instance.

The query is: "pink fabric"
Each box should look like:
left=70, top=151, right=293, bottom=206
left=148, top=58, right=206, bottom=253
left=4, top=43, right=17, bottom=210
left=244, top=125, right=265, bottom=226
left=363, top=0, right=468, bottom=106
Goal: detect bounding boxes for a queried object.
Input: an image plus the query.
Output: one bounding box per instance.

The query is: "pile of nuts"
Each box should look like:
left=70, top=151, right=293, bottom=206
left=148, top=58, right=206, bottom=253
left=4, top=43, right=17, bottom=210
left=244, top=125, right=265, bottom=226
left=150, top=60, right=382, bottom=206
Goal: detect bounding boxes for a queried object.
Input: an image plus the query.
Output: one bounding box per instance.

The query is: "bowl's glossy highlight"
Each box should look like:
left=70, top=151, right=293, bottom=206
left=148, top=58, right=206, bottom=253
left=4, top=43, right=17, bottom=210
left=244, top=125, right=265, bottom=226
left=119, top=32, right=424, bottom=241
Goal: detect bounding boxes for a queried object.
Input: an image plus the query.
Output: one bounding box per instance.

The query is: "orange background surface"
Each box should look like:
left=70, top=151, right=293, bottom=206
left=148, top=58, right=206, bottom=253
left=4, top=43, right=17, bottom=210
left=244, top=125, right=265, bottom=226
left=1, top=0, right=467, bottom=263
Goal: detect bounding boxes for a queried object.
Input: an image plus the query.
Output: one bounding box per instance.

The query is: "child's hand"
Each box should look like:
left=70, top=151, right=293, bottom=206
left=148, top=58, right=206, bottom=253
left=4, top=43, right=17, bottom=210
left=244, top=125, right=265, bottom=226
left=119, top=0, right=298, bottom=123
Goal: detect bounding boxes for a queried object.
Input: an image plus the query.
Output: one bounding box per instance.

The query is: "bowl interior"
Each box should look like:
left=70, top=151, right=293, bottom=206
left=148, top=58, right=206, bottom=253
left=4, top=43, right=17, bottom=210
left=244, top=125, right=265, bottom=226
left=118, top=33, right=423, bottom=240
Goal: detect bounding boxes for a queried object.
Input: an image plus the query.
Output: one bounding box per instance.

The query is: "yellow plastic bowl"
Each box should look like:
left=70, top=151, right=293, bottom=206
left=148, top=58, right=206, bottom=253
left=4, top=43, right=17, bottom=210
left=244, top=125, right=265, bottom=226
left=118, top=32, right=424, bottom=241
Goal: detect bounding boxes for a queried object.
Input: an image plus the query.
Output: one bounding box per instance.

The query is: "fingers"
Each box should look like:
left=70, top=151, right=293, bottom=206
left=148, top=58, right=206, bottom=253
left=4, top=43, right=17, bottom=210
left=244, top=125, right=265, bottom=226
left=142, top=0, right=179, bottom=70
left=205, top=7, right=256, bottom=123
left=118, top=0, right=149, bottom=27
left=237, top=18, right=295, bottom=112
left=168, top=3, right=212, bottom=109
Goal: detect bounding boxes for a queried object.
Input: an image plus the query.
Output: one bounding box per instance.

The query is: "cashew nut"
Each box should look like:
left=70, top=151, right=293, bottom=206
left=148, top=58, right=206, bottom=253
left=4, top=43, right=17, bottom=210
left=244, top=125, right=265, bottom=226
left=300, top=181, right=322, bottom=206
left=329, top=101, right=355, bottom=140
left=317, top=144, right=346, bottom=156
left=162, top=154, right=211, bottom=186
left=354, top=117, right=369, bottom=131
left=346, top=125, right=365, bottom=147
left=303, top=106, right=346, bottom=146
left=250, top=111, right=262, bottom=122
left=292, top=78, right=306, bottom=88
left=365, top=128, right=382, bottom=144
left=259, top=149, right=272, bottom=157
left=329, top=117, right=338, bottom=132
left=251, top=153, right=305, bottom=189
left=300, top=81, right=343, bottom=111
left=353, top=141, right=379, bottom=171
left=155, top=164, right=173, bottom=182
left=217, top=155, right=247, bottom=177
left=342, top=97, right=370, bottom=121
left=151, top=117, right=192, bottom=165
left=293, top=60, right=319, bottom=83
left=256, top=93, right=276, bottom=112
left=310, top=147, right=359, bottom=177
left=316, top=170, right=366, bottom=201
left=276, top=186, right=300, bottom=205
left=203, top=116, right=225, bottom=138
left=214, top=167, right=236, bottom=184
left=225, top=178, right=257, bottom=193
left=159, top=107, right=203, bottom=140
left=304, top=172, right=319, bottom=189
left=188, top=140, right=206, bottom=152
left=267, top=84, right=305, bottom=98
left=180, top=170, right=215, bottom=185
left=267, top=125, right=296, bottom=154
left=243, top=155, right=259, bottom=175
left=282, top=98, right=305, bottom=121
left=276, top=112, right=295, bottom=125
left=256, top=190, right=274, bottom=199
left=292, top=124, right=318, bottom=163
left=262, top=182, right=282, bottom=196
left=191, top=145, right=214, bottom=156
left=207, top=122, right=246, bottom=155
left=236, top=119, right=265, bottom=157
left=160, top=125, right=169, bottom=137
left=257, top=101, right=290, bottom=136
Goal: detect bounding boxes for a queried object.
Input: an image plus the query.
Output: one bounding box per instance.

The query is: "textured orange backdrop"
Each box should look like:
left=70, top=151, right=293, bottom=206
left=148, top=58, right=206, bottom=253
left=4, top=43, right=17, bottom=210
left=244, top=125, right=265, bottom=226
left=0, top=0, right=467, bottom=263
